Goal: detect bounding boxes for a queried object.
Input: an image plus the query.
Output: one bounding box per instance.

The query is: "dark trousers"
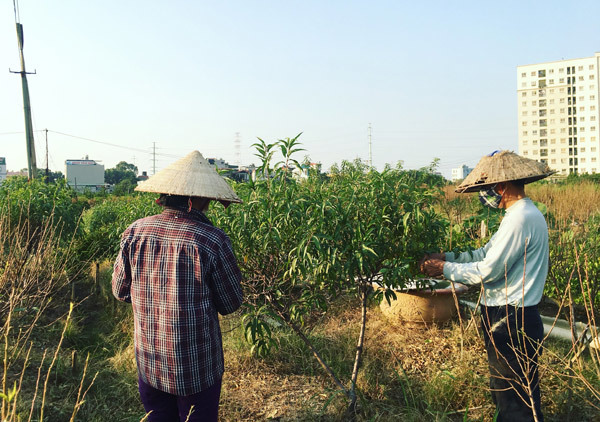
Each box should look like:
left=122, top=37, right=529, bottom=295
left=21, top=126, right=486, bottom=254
left=481, top=305, right=544, bottom=422
left=138, top=377, right=222, bottom=422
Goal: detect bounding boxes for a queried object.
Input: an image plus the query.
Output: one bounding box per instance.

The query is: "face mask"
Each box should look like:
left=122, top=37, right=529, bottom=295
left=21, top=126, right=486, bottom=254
left=479, top=185, right=502, bottom=208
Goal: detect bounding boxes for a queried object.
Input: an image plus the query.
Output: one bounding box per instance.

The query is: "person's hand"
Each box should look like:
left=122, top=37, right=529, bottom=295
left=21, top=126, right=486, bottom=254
left=419, top=252, right=445, bottom=273
left=422, top=258, right=445, bottom=278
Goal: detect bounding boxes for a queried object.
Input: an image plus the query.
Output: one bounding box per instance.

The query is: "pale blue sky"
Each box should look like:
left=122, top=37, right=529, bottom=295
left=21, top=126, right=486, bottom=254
left=1, top=1, right=599, bottom=177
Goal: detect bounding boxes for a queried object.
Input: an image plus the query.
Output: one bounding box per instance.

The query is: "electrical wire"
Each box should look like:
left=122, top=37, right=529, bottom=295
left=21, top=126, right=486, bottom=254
left=47, top=130, right=181, bottom=158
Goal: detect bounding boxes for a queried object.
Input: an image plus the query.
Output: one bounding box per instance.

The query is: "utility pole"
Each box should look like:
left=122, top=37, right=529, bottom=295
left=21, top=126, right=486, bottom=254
left=10, top=18, right=37, bottom=180
left=45, top=128, right=49, bottom=181
left=152, top=142, right=156, bottom=175
left=368, top=123, right=373, bottom=168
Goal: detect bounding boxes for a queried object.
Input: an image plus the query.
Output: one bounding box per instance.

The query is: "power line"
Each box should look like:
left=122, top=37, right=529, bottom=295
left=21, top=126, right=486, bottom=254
left=47, top=130, right=180, bottom=158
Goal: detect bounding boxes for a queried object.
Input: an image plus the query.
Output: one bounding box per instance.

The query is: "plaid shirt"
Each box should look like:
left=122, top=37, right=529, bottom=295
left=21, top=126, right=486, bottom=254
left=112, top=206, right=243, bottom=396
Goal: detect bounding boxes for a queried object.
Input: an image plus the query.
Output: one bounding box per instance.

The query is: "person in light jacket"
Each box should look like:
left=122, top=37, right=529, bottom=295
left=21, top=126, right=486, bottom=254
left=421, top=150, right=555, bottom=422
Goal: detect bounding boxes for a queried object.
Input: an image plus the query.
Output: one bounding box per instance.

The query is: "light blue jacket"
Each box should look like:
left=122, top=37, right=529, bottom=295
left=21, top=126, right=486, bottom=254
left=443, top=198, right=549, bottom=307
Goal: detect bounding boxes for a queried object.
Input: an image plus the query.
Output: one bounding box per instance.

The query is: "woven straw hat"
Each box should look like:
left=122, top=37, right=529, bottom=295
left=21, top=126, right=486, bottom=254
left=135, top=151, right=242, bottom=204
left=456, top=150, right=556, bottom=193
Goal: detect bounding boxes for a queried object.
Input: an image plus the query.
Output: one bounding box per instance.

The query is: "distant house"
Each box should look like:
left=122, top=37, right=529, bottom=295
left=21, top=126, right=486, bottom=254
left=451, top=165, right=473, bottom=182
left=137, top=171, right=150, bottom=181
left=0, top=157, right=6, bottom=182
left=65, top=157, right=105, bottom=192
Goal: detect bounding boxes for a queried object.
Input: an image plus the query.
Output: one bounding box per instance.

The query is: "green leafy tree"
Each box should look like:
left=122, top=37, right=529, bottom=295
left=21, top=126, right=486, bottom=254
left=105, top=161, right=138, bottom=186
left=213, top=136, right=446, bottom=413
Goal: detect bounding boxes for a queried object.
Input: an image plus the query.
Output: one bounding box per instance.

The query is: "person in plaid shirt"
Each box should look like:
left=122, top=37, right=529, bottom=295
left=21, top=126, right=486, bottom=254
left=112, top=151, right=243, bottom=422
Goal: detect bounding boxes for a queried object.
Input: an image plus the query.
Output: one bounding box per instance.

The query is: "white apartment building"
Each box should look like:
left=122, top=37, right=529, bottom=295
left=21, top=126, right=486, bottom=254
left=517, top=52, right=600, bottom=175
left=451, top=164, right=473, bottom=182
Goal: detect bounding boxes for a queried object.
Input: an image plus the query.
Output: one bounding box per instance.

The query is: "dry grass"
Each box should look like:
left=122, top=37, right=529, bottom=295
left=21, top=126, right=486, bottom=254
left=528, top=181, right=600, bottom=225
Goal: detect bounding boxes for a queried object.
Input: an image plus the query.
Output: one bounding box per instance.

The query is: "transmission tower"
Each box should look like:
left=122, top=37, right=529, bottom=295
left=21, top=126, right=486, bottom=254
left=234, top=132, right=241, bottom=169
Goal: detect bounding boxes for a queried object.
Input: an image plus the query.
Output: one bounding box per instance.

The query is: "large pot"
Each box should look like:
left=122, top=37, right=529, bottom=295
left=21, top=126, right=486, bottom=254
left=376, top=279, right=468, bottom=324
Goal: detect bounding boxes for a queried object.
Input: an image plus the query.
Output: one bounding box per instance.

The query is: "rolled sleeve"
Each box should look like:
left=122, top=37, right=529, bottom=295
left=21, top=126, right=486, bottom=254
left=210, top=236, right=243, bottom=315
left=112, top=237, right=132, bottom=303
left=443, top=222, right=524, bottom=286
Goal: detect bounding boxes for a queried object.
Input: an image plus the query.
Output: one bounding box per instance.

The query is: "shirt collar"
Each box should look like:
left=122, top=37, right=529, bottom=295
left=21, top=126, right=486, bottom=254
left=162, top=206, right=214, bottom=226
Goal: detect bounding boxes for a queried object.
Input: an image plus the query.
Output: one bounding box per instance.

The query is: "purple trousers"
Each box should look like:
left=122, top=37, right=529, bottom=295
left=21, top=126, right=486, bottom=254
left=138, top=377, right=222, bottom=422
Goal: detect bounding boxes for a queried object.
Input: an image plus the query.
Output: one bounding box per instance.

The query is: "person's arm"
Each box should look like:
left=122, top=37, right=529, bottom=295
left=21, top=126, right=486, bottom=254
left=210, top=236, right=243, bottom=315
left=112, top=235, right=132, bottom=303
left=444, top=242, right=491, bottom=263
left=443, top=222, right=525, bottom=285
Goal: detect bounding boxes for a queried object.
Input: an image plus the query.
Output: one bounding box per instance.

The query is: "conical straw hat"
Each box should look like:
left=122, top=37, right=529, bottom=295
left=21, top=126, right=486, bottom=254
left=135, top=151, right=242, bottom=204
left=456, top=150, right=556, bottom=193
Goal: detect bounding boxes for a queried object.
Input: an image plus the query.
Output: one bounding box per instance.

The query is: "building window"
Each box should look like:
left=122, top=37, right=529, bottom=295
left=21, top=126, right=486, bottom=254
left=591, top=75, right=595, bottom=80
left=539, top=99, right=546, bottom=107
left=559, top=68, right=564, bottom=73
left=549, top=79, right=554, bottom=84
left=533, top=139, right=538, bottom=145
left=522, top=121, right=528, bottom=126
left=550, top=148, right=556, bottom=153
left=580, top=117, right=586, bottom=122
left=522, top=92, right=527, bottom=97
left=592, top=116, right=597, bottom=121
left=549, top=99, right=554, bottom=104
left=522, top=111, right=528, bottom=116
left=523, top=150, right=528, bottom=155
left=521, top=72, right=527, bottom=77
left=560, top=88, right=565, bottom=93
left=531, top=71, right=536, bottom=76
left=540, top=139, right=548, bottom=147
left=531, top=81, right=537, bottom=87
left=523, top=140, right=528, bottom=145
left=590, top=85, right=596, bottom=90
left=533, top=110, right=538, bottom=116
left=522, top=131, right=528, bottom=136
left=591, top=95, right=596, bottom=100
left=540, top=149, right=548, bottom=157
left=538, top=70, right=546, bottom=77
left=540, top=129, right=547, bottom=136
left=561, top=138, right=566, bottom=143
left=578, top=66, right=584, bottom=71
left=550, top=109, right=555, bottom=114
left=533, top=130, right=538, bottom=135
left=592, top=126, right=597, bottom=131
left=579, top=76, right=584, bottom=81
left=522, top=101, right=527, bottom=106
left=522, top=82, right=527, bottom=87
left=559, top=78, right=565, bottom=83
left=551, top=138, right=556, bottom=144
left=580, top=147, right=586, bottom=153
left=590, top=65, right=595, bottom=70
left=532, top=100, right=537, bottom=106
left=591, top=106, right=596, bottom=111
left=580, top=106, right=585, bottom=112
